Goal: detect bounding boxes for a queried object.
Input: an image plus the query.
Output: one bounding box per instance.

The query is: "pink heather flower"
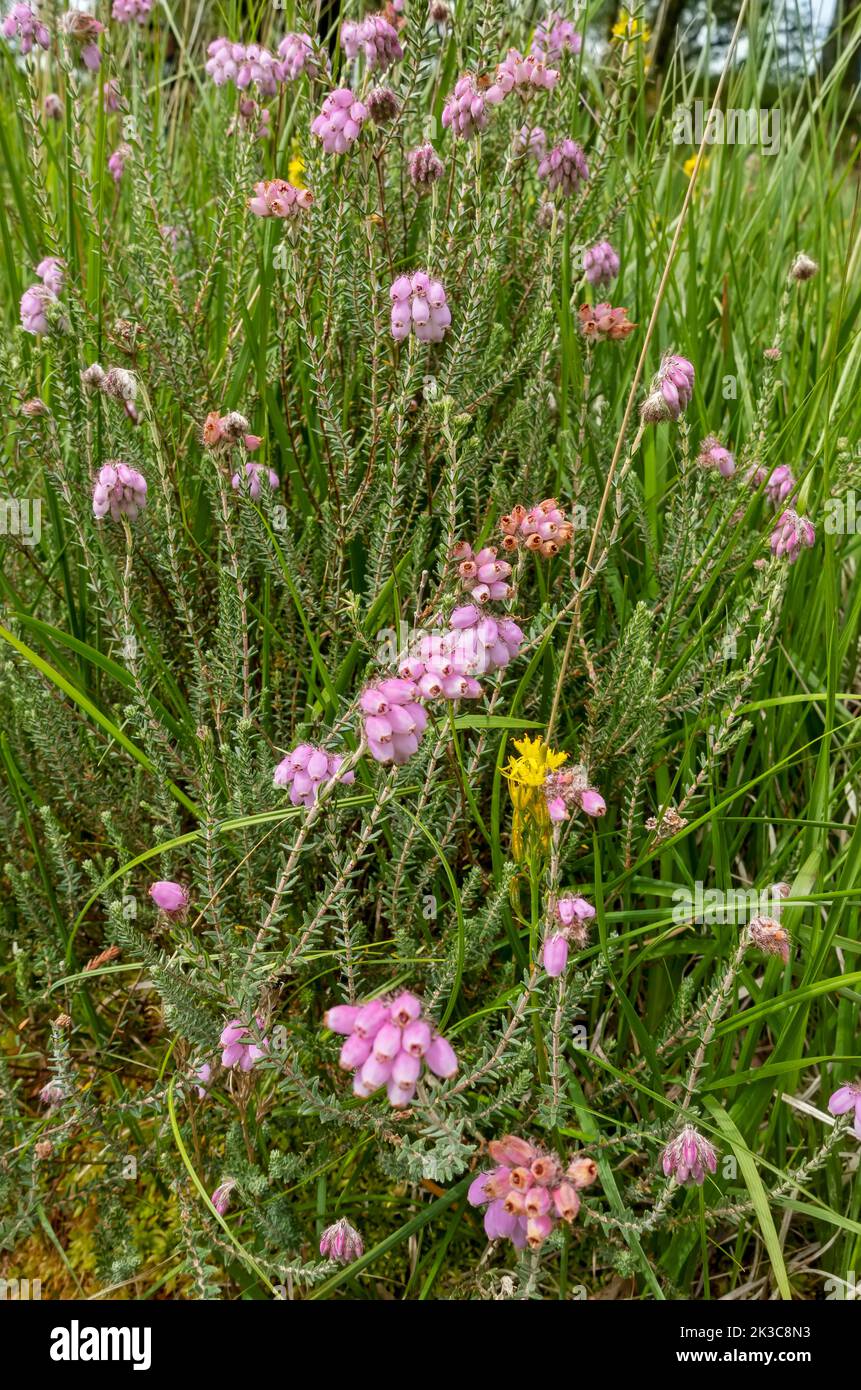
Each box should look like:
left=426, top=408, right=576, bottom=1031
left=542, top=933, right=569, bottom=977
left=148, top=880, right=188, bottom=914
left=320, top=1217, right=364, bottom=1264
left=211, top=1180, right=236, bottom=1216
left=228, top=97, right=271, bottom=142
left=92, top=460, right=147, bottom=521
left=231, top=459, right=279, bottom=500
left=277, top=32, right=325, bottom=81
left=367, top=86, right=399, bottom=124
left=828, top=1083, right=861, bottom=1139
left=641, top=352, right=695, bottom=422
left=248, top=177, right=313, bottom=218
left=578, top=302, right=636, bottom=342
left=220, top=1017, right=268, bottom=1071
left=194, top=1062, right=211, bottom=1099
left=20, top=283, right=56, bottom=336
left=486, top=49, right=558, bottom=105
left=390, top=270, right=451, bottom=344
left=499, top=498, right=574, bottom=558
left=112, top=0, right=155, bottom=20
left=514, top=124, right=546, bottom=159
left=205, top=38, right=281, bottom=96
left=400, top=607, right=522, bottom=698
left=441, top=74, right=490, bottom=140
left=311, top=87, right=368, bottom=155
left=537, top=138, right=589, bottom=197
left=103, top=78, right=121, bottom=113
left=341, top=14, right=403, bottom=72
left=361, top=678, right=428, bottom=764
left=325, top=992, right=457, bottom=1106
left=3, top=3, right=50, bottom=53
left=44, top=93, right=64, bottom=120
left=273, top=743, right=354, bottom=807
left=661, top=1126, right=718, bottom=1186
left=544, top=767, right=605, bottom=822
left=202, top=410, right=261, bottom=453
left=35, top=256, right=64, bottom=296
left=583, top=240, right=620, bottom=286
left=697, top=434, right=736, bottom=477
left=770, top=509, right=815, bottom=563
left=408, top=142, right=444, bottom=187
left=765, top=464, right=796, bottom=506
left=60, top=10, right=104, bottom=69
left=108, top=143, right=131, bottom=184
left=39, top=1079, right=68, bottom=1108
left=451, top=542, right=516, bottom=602
left=469, top=1136, right=596, bottom=1248
left=747, top=915, right=791, bottom=965
left=530, top=11, right=582, bottom=63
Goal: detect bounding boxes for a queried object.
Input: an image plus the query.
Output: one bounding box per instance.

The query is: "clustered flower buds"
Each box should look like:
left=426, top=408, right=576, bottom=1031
left=277, top=32, right=322, bottom=81
left=206, top=38, right=281, bottom=96
left=451, top=541, right=512, bottom=602
left=81, top=363, right=139, bottom=423
left=790, top=252, right=818, bottom=282
left=108, top=143, right=131, bottom=184
left=544, top=766, right=606, bottom=823
left=341, top=14, right=403, bottom=72
left=578, top=302, right=636, bottom=342
left=311, top=87, right=369, bottom=154
left=231, top=460, right=280, bottom=500
left=770, top=509, right=815, bottom=563
left=229, top=97, right=271, bottom=142
left=202, top=410, right=261, bottom=453
left=20, top=257, right=66, bottom=337
left=113, top=0, right=154, bottom=23
left=828, top=1083, right=861, bottom=1139
left=468, top=1135, right=598, bottom=1248
left=148, top=880, right=189, bottom=914
left=320, top=1218, right=364, bottom=1265
left=211, top=1179, right=236, bottom=1216
left=747, top=915, right=791, bottom=964
left=530, top=11, right=582, bottom=63
left=661, top=1125, right=718, bottom=1186
left=248, top=178, right=313, bottom=218
left=220, top=1017, right=268, bottom=1071
left=442, top=74, right=490, bottom=140
left=367, top=86, right=400, bottom=124
left=3, top=4, right=50, bottom=53
left=697, top=435, right=736, bottom=477
left=92, top=460, right=148, bottom=522
left=399, top=606, right=523, bottom=698
left=640, top=352, right=695, bottom=421
left=40, top=1079, right=68, bottom=1108
left=499, top=498, right=575, bottom=556
left=324, top=992, right=458, bottom=1107
left=273, top=743, right=355, bottom=807
left=407, top=141, right=444, bottom=187
left=389, top=271, right=451, bottom=343
left=486, top=48, right=558, bottom=103
left=360, top=678, right=428, bottom=764
left=543, top=895, right=596, bottom=976
left=60, top=9, right=104, bottom=70
left=537, top=138, right=589, bottom=197
left=764, top=464, right=795, bottom=506
left=514, top=124, right=546, bottom=159
left=583, top=240, right=620, bottom=286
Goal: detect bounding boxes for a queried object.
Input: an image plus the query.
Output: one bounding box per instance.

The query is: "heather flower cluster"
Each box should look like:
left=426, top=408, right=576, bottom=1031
left=441, top=74, right=491, bottom=140
left=530, top=11, right=582, bottom=63
left=538, top=138, right=589, bottom=197
left=578, top=302, right=636, bottom=342
left=273, top=744, right=355, bottom=807
left=230, top=460, right=280, bottom=501
left=319, top=1218, right=364, bottom=1265
left=2, top=3, right=50, bottom=53
left=220, top=1017, right=268, bottom=1072
left=499, top=498, right=575, bottom=556
left=544, top=764, right=606, bottom=823
left=486, top=48, right=558, bottom=102
left=468, top=1135, right=598, bottom=1248
left=311, top=88, right=369, bottom=155
left=202, top=410, right=261, bottom=453
left=770, top=509, right=815, bottom=564
left=248, top=178, right=313, bottom=218
left=206, top=38, right=281, bottom=96
left=407, top=141, right=444, bottom=187
left=112, top=0, right=154, bottom=21
left=149, top=880, right=188, bottom=915
left=828, top=1083, right=861, bottom=1139
left=60, top=9, right=104, bottom=70
left=542, top=895, right=596, bottom=976
left=641, top=352, right=696, bottom=421
left=661, top=1126, right=719, bottom=1186
left=20, top=257, right=65, bottom=337
left=360, top=678, right=428, bottom=764
left=92, top=460, right=148, bottom=522
left=697, top=435, right=736, bottom=477
left=341, top=14, right=403, bottom=72
left=278, top=32, right=321, bottom=81
left=583, top=240, right=620, bottom=286
left=389, top=271, right=451, bottom=343
left=325, top=993, right=458, bottom=1107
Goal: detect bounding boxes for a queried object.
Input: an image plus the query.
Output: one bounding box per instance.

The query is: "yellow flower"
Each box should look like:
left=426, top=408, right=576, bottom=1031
left=611, top=9, right=651, bottom=43
left=503, top=736, right=567, bottom=862
left=683, top=153, right=710, bottom=178
left=288, top=153, right=306, bottom=189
